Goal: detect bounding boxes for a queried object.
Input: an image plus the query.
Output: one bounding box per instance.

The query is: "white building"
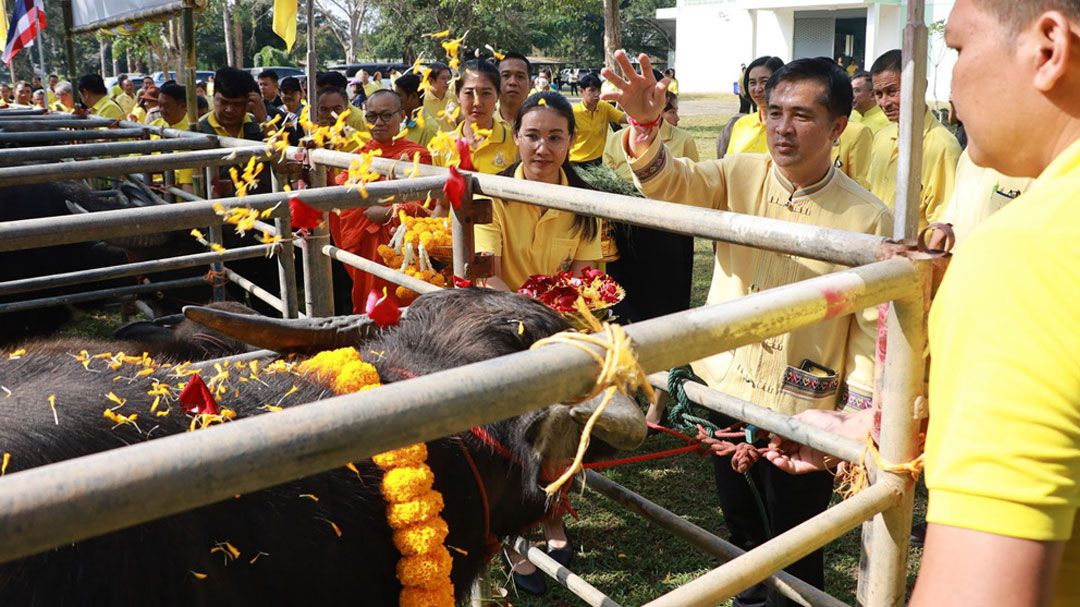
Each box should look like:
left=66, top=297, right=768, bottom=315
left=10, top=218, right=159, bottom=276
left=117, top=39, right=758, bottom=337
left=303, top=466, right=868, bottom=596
left=655, top=0, right=958, bottom=101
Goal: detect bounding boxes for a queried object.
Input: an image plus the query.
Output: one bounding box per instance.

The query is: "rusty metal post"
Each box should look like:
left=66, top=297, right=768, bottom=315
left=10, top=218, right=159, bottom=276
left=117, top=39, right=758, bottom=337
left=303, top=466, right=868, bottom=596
left=301, top=165, right=335, bottom=316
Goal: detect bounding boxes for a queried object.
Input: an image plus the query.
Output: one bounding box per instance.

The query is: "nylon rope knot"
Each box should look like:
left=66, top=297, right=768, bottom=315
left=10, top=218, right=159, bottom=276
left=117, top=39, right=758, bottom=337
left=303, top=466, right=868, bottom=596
left=836, top=433, right=926, bottom=499
left=529, top=299, right=655, bottom=496
left=202, top=269, right=230, bottom=289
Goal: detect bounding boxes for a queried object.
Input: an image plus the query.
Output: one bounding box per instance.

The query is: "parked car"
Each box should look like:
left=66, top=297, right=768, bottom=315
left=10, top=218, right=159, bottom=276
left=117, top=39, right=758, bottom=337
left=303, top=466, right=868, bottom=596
left=247, top=66, right=305, bottom=79
left=105, top=74, right=146, bottom=90
left=150, top=70, right=217, bottom=86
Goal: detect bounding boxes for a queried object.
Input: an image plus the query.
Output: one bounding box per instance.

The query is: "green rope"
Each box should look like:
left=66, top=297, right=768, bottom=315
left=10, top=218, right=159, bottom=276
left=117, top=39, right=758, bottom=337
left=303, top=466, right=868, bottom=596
left=666, top=365, right=773, bottom=539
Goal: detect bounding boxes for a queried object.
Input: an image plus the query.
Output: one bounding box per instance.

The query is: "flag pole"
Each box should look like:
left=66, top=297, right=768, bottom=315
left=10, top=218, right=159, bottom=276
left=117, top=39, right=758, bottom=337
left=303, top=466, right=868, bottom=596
left=306, top=0, right=315, bottom=111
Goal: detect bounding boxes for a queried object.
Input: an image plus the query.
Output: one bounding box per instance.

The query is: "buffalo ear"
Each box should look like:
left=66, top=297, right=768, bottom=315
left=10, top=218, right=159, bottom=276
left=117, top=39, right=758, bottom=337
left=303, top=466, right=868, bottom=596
left=182, top=305, right=393, bottom=353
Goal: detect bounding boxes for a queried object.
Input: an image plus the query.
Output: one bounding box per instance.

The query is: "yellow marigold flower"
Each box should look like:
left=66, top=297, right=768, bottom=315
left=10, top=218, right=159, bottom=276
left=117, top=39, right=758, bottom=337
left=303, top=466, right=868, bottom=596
left=398, top=579, right=455, bottom=607
left=392, top=517, right=450, bottom=556
left=381, top=464, right=435, bottom=504
left=396, top=547, right=453, bottom=587
left=8, top=348, right=26, bottom=359
left=0, top=452, right=9, bottom=475
left=386, top=491, right=445, bottom=528
left=333, top=360, right=381, bottom=393
left=372, top=443, right=428, bottom=469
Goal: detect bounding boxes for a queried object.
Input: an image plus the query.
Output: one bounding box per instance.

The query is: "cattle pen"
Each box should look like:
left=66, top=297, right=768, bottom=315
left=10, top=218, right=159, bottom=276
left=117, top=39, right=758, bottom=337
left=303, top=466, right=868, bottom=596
left=0, top=6, right=935, bottom=607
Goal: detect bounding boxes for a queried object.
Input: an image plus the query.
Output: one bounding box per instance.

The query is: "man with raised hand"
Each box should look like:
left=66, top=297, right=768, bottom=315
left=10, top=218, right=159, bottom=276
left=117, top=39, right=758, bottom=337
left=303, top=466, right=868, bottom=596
left=603, top=50, right=891, bottom=607
left=767, top=1, right=1080, bottom=605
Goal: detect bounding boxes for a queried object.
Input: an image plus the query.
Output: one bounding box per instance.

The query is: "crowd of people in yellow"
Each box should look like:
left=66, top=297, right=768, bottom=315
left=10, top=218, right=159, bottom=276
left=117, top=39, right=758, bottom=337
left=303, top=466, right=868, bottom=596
left=4, top=0, right=1076, bottom=601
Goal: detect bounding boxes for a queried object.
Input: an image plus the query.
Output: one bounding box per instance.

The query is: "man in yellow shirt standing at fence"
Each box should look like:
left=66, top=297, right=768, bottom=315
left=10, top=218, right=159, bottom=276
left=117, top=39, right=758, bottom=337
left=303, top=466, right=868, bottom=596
left=604, top=53, right=892, bottom=606
left=765, top=2, right=1080, bottom=605
left=866, top=49, right=961, bottom=231
left=77, top=74, right=124, bottom=120
left=570, top=73, right=626, bottom=165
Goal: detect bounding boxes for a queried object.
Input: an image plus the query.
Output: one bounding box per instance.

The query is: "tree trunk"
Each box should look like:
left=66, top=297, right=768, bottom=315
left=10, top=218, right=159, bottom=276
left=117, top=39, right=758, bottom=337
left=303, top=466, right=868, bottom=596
left=602, top=0, right=621, bottom=70
left=231, top=3, right=244, bottom=67
left=99, top=40, right=108, bottom=76
left=223, top=0, right=236, bottom=67
left=126, top=46, right=132, bottom=73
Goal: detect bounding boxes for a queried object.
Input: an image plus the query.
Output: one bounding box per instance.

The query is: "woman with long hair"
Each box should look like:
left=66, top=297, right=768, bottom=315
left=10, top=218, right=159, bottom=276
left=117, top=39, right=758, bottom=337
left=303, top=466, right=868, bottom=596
left=429, top=59, right=518, bottom=175
left=726, top=55, right=785, bottom=155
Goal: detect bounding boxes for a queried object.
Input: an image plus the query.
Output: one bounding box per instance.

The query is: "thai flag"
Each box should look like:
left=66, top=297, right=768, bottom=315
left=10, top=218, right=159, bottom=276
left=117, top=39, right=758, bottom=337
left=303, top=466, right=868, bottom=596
left=3, top=0, right=47, bottom=65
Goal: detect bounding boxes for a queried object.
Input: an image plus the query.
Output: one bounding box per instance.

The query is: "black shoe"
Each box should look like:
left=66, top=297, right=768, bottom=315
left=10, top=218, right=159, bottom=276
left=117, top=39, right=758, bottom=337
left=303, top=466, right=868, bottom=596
left=502, top=550, right=547, bottom=596
left=910, top=521, right=927, bottom=548
left=547, top=542, right=573, bottom=568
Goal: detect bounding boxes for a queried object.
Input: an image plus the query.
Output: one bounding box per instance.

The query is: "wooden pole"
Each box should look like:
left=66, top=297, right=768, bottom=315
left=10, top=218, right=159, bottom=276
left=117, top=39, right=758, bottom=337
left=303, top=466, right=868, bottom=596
left=182, top=6, right=198, bottom=128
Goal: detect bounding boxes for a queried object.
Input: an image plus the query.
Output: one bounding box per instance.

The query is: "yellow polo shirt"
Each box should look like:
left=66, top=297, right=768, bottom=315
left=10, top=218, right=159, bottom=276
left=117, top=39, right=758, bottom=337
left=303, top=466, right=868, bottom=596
left=129, top=105, right=147, bottom=123
left=363, top=82, right=383, bottom=97
left=402, top=108, right=439, bottom=148
left=570, top=100, right=625, bottom=163
left=603, top=121, right=698, bottom=182
left=423, top=91, right=458, bottom=133
left=833, top=119, right=873, bottom=189
left=852, top=105, right=890, bottom=135
left=203, top=110, right=255, bottom=138
left=867, top=108, right=961, bottom=231
left=474, top=165, right=603, bottom=290
left=150, top=115, right=193, bottom=185
left=114, top=92, right=136, bottom=116
left=89, top=95, right=125, bottom=120
left=430, top=120, right=517, bottom=175
left=925, top=138, right=1080, bottom=607
left=624, top=134, right=892, bottom=415
left=933, top=150, right=1033, bottom=246
left=726, top=111, right=767, bottom=155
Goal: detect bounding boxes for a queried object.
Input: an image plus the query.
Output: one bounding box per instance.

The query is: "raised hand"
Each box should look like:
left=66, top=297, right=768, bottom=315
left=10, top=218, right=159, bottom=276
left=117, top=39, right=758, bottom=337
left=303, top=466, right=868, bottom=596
left=600, top=50, right=669, bottom=125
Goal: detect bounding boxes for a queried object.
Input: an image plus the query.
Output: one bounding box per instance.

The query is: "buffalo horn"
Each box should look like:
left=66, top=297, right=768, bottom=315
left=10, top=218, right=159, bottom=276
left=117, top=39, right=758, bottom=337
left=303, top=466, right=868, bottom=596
left=182, top=305, right=393, bottom=352
left=570, top=392, right=647, bottom=451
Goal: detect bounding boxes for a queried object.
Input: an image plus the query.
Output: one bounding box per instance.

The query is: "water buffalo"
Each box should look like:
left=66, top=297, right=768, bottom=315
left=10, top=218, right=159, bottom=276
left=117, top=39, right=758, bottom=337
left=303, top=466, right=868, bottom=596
left=0, top=288, right=647, bottom=605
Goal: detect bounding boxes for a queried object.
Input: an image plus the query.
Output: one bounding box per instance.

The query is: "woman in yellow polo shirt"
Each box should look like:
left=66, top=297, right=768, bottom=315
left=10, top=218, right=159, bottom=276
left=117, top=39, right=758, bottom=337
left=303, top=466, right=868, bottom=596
left=474, top=91, right=601, bottom=595
left=429, top=59, right=518, bottom=175
left=726, top=55, right=785, bottom=155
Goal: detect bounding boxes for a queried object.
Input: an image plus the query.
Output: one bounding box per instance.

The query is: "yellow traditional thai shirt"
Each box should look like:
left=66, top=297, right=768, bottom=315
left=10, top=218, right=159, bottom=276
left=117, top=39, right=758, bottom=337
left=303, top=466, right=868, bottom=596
left=933, top=149, right=1033, bottom=246
left=423, top=91, right=458, bottom=133
left=570, top=100, right=625, bottom=163
left=867, top=108, right=961, bottom=231
left=89, top=95, right=125, bottom=120
left=925, top=137, right=1080, bottom=607
left=726, top=111, right=767, bottom=155
left=430, top=120, right=517, bottom=175
left=833, top=119, right=873, bottom=189
left=852, top=105, right=890, bottom=135
left=624, top=133, right=893, bottom=415
left=474, top=165, right=603, bottom=290
left=603, top=121, right=698, bottom=182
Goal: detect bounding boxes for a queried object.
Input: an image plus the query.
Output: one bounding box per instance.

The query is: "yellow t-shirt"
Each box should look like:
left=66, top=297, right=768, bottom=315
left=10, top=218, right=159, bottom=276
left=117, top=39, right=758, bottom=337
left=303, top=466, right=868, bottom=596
left=833, top=119, right=873, bottom=190
left=603, top=121, right=698, bottom=182
left=363, top=82, right=383, bottom=97
left=129, top=105, right=147, bottom=123
left=430, top=120, right=518, bottom=175
left=423, top=91, right=458, bottom=133
left=474, top=165, right=603, bottom=290
left=667, top=78, right=679, bottom=96
left=853, top=105, right=890, bottom=135
left=89, top=95, right=125, bottom=120
left=402, top=108, right=439, bottom=148
left=570, top=100, right=625, bottom=163
left=150, top=115, right=193, bottom=185
left=933, top=149, right=1033, bottom=245
left=867, top=107, right=961, bottom=231
left=114, top=92, right=136, bottom=116
left=625, top=133, right=893, bottom=415
left=726, top=111, right=767, bottom=156
left=924, top=138, right=1080, bottom=607
left=202, top=110, right=256, bottom=138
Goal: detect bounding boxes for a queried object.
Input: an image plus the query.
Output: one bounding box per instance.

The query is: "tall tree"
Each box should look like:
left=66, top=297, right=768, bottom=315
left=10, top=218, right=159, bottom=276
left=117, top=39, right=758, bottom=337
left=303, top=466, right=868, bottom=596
left=316, top=0, right=369, bottom=62
left=602, top=0, right=620, bottom=69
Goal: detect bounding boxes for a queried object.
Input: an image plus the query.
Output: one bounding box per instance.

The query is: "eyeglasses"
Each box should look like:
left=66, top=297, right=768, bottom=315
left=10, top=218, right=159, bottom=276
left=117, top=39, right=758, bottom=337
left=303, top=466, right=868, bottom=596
left=364, top=110, right=399, bottom=124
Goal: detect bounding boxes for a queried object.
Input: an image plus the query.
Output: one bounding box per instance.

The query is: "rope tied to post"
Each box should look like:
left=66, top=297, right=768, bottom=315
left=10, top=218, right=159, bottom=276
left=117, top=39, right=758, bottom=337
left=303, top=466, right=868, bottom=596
left=836, top=434, right=926, bottom=499
left=203, top=269, right=230, bottom=289
left=529, top=300, right=655, bottom=496
left=666, top=365, right=720, bottom=437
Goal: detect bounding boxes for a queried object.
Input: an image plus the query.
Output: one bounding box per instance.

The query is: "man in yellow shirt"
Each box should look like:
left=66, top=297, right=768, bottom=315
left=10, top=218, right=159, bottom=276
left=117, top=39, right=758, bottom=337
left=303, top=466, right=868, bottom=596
left=422, top=62, right=458, bottom=132
left=570, top=73, right=626, bottom=165
left=113, top=75, right=137, bottom=116
left=150, top=83, right=194, bottom=194
left=866, top=49, right=961, bottom=231
left=765, top=3, right=1080, bottom=605
left=196, top=67, right=270, bottom=196
left=850, top=71, right=889, bottom=134
left=605, top=53, right=892, bottom=605
left=51, top=80, right=74, bottom=113
left=833, top=118, right=873, bottom=189
left=496, top=52, right=531, bottom=125
left=393, top=72, right=438, bottom=147
left=77, top=74, right=124, bottom=120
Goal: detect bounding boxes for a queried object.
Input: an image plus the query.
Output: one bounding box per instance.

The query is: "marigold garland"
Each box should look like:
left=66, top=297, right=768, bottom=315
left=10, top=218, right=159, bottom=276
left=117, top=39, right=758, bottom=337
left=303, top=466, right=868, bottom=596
left=298, top=347, right=454, bottom=607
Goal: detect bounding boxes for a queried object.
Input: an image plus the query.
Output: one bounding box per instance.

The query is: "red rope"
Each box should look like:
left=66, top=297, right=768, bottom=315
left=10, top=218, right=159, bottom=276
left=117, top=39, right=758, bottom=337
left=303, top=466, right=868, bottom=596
left=455, top=437, right=502, bottom=560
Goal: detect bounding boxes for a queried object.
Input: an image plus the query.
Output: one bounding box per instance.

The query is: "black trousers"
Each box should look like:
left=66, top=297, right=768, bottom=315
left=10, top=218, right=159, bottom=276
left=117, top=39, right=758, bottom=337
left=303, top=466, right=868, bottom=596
left=739, top=94, right=754, bottom=114
left=606, top=223, right=693, bottom=322
left=709, top=413, right=834, bottom=607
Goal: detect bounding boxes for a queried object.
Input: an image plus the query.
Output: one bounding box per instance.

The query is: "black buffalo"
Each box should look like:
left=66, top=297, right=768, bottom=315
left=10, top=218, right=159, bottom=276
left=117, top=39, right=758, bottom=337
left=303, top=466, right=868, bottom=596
left=0, top=288, right=646, bottom=605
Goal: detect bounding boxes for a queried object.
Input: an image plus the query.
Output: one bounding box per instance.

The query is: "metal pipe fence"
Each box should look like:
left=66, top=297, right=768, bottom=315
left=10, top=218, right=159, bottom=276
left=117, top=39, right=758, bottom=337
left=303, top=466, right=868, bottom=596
left=0, top=137, right=218, bottom=164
